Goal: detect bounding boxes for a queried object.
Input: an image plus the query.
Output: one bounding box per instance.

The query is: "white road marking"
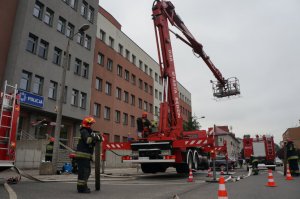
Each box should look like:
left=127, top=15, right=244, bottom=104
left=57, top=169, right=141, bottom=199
left=4, top=182, right=17, bottom=199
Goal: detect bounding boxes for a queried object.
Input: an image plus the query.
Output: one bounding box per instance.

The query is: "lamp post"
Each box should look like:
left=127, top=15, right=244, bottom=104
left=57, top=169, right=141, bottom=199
left=52, top=24, right=90, bottom=174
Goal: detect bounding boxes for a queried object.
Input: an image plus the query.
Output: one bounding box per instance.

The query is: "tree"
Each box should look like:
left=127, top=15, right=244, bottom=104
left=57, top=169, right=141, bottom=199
left=183, top=115, right=200, bottom=131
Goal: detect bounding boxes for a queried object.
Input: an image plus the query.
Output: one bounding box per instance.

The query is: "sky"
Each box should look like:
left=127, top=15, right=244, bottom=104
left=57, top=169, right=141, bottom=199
left=99, top=0, right=300, bottom=144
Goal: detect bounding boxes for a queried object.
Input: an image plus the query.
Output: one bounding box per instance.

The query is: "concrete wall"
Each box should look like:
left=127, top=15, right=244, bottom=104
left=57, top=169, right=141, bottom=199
left=15, top=140, right=47, bottom=169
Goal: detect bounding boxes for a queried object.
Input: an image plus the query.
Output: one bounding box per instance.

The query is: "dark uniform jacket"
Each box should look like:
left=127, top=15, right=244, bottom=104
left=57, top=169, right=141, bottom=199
left=76, top=127, right=95, bottom=159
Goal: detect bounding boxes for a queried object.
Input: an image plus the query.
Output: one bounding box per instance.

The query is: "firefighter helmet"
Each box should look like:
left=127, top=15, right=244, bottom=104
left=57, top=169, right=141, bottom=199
left=142, top=112, right=147, bottom=118
left=82, top=116, right=96, bottom=128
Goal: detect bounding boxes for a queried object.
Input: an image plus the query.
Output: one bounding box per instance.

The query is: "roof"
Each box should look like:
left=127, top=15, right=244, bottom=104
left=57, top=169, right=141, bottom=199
left=207, top=125, right=240, bottom=143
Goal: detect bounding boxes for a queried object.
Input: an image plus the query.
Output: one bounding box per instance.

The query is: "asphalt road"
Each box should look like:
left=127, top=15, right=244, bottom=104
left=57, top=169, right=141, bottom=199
left=1, top=167, right=299, bottom=199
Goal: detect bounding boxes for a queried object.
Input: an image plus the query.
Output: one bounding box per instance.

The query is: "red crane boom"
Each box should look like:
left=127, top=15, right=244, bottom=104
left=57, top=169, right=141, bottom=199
left=152, top=0, right=240, bottom=138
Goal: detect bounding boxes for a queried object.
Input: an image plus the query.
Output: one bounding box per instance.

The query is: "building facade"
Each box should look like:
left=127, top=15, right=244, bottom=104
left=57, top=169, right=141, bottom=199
left=2, top=0, right=98, bottom=147
left=91, top=6, right=192, bottom=142
left=282, top=127, right=300, bottom=149
left=208, top=126, right=241, bottom=161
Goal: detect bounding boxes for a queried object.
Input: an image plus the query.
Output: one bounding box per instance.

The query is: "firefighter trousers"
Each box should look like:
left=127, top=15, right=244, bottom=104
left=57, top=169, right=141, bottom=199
left=288, top=159, right=299, bottom=176
left=77, top=158, right=91, bottom=191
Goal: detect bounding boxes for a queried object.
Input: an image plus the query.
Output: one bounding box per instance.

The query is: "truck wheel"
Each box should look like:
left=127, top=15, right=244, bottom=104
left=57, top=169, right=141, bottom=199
left=193, top=150, right=199, bottom=170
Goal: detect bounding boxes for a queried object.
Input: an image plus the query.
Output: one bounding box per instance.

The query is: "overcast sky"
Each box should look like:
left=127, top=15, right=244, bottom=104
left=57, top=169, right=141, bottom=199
left=99, top=0, right=300, bottom=144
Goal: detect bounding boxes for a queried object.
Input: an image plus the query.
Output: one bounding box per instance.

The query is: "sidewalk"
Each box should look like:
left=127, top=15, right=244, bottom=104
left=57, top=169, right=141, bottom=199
left=1, top=167, right=141, bottom=182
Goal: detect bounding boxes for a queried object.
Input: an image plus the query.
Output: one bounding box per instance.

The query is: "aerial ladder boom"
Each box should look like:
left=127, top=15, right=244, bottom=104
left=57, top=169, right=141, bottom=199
left=152, top=0, right=240, bottom=101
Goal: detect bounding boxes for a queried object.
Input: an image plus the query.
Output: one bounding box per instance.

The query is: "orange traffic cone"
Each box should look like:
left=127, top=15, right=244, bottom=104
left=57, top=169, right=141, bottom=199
left=207, top=168, right=213, bottom=177
left=265, top=169, right=277, bottom=187
left=217, top=176, right=228, bottom=199
left=286, top=164, right=293, bottom=181
left=187, top=168, right=194, bottom=182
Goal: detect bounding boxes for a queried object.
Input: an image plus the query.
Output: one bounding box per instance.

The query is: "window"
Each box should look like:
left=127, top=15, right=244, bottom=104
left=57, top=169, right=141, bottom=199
left=104, top=106, right=110, bottom=120
left=131, top=74, right=136, bottom=85
left=132, top=54, right=136, bottom=65
left=138, top=98, right=142, bottom=109
left=79, top=92, right=87, bottom=109
left=93, top=103, right=100, bottom=117
left=105, top=82, right=112, bottom=95
left=71, top=89, right=79, bottom=106
left=69, top=0, right=77, bottom=9
left=20, top=71, right=32, bottom=91
left=32, top=75, right=44, bottom=95
left=76, top=32, right=83, bottom=45
left=124, top=91, right=129, bottom=103
left=107, top=58, right=113, bottom=71
left=82, top=62, right=89, bottom=78
left=139, top=79, right=143, bottom=89
left=109, top=37, right=114, bottom=48
left=95, top=77, right=102, bottom=91
left=116, top=87, right=122, bottom=100
left=130, top=115, right=135, bottom=127
left=159, top=76, right=163, bottom=85
left=149, top=68, right=153, bottom=77
left=149, top=86, right=153, bottom=95
left=159, top=92, right=162, bottom=101
left=26, top=33, right=38, bottom=53
left=53, top=47, right=62, bottom=65
left=38, top=39, right=49, bottom=59
left=155, top=73, right=158, bottom=82
left=144, top=64, right=148, bottom=74
left=84, top=34, right=91, bottom=49
left=125, top=49, right=130, bottom=60
left=115, top=110, right=120, bottom=123
left=130, top=94, right=135, bottom=106
left=144, top=82, right=148, bottom=93
left=144, top=101, right=148, bottom=111
left=99, top=29, right=106, bottom=42
left=97, top=53, right=104, bottom=65
left=48, top=81, right=57, bottom=99
left=66, top=23, right=74, bottom=38
left=155, top=89, right=158, bottom=99
left=139, top=60, right=143, bottom=70
left=117, top=65, right=122, bottom=77
left=33, top=1, right=44, bottom=19
left=74, top=58, right=81, bottom=75
left=87, top=6, right=94, bottom=23
left=81, top=0, right=88, bottom=18
left=44, top=8, right=54, bottom=26
left=114, top=135, right=120, bottom=142
left=155, top=106, right=158, bottom=116
left=57, top=17, right=66, bottom=34
left=124, top=70, right=129, bottom=81
left=122, top=113, right=128, bottom=125
left=118, top=44, right=123, bottom=55
left=149, top=103, right=153, bottom=113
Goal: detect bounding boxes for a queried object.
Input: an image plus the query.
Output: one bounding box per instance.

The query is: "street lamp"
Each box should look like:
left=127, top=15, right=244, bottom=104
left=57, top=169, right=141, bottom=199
left=52, top=24, right=90, bottom=173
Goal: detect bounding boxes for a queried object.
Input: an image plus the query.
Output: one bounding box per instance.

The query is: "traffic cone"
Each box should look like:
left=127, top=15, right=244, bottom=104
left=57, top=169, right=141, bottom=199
left=207, top=168, right=213, bottom=177
left=217, top=176, right=228, bottom=199
left=187, top=168, right=194, bottom=182
left=265, top=169, right=277, bottom=187
left=286, top=164, right=293, bottom=181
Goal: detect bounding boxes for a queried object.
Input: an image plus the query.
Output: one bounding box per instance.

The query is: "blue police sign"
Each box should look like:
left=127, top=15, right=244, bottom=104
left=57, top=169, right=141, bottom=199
left=20, top=91, right=44, bottom=108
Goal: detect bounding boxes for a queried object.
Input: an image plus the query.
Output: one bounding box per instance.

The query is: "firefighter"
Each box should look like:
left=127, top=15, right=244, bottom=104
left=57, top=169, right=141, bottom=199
left=45, top=137, right=54, bottom=162
left=76, top=116, right=101, bottom=193
left=286, top=139, right=299, bottom=177
left=250, top=155, right=259, bottom=175
left=136, top=112, right=152, bottom=138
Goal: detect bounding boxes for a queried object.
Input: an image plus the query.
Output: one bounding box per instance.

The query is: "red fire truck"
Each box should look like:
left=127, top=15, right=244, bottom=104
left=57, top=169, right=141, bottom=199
left=0, top=81, right=20, bottom=171
left=243, top=134, right=276, bottom=170
left=102, top=0, right=240, bottom=174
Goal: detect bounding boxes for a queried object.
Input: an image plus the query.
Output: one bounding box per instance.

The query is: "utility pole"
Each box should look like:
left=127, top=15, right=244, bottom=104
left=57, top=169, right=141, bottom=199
left=51, top=24, right=90, bottom=174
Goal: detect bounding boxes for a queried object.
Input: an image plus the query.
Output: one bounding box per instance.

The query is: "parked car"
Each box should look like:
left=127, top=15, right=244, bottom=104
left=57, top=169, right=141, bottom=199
left=209, top=155, right=236, bottom=171
left=275, top=157, right=283, bottom=167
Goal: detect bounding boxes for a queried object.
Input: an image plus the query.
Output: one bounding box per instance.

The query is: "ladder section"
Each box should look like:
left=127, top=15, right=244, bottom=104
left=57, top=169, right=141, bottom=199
left=0, top=80, right=18, bottom=156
